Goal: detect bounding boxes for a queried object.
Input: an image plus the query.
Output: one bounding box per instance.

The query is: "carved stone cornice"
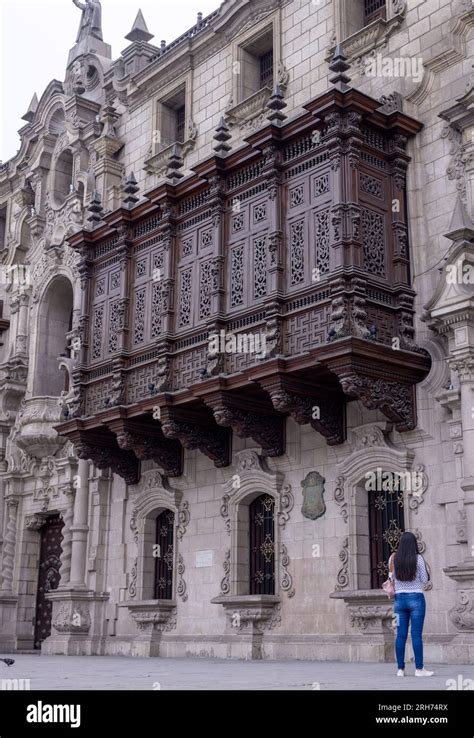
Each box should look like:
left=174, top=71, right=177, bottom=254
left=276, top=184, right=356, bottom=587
left=328, top=1, right=407, bottom=65
left=211, top=594, right=281, bottom=633
left=449, top=356, right=474, bottom=382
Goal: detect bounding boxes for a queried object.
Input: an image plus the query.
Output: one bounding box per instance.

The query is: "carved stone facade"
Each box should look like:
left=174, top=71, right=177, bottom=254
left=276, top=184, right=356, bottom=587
left=0, top=0, right=473, bottom=664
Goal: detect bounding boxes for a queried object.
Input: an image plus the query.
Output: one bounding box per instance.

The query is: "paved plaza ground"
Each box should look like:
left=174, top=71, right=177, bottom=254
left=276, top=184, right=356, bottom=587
left=0, top=655, right=472, bottom=690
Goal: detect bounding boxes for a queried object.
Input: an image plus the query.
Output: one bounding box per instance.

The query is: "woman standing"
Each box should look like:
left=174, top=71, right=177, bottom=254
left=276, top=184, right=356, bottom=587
left=389, top=531, right=433, bottom=677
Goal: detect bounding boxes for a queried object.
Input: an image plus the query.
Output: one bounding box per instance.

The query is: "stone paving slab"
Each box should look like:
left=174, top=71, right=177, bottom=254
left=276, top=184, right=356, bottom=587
left=0, top=656, right=473, bottom=690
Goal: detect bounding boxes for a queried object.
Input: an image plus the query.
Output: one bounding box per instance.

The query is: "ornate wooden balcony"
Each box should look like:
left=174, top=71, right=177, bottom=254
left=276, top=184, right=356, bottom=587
left=56, top=85, right=431, bottom=481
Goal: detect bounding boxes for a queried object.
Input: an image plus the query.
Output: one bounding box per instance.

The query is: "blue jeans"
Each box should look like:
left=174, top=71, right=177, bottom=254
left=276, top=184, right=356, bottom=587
left=394, top=593, right=426, bottom=670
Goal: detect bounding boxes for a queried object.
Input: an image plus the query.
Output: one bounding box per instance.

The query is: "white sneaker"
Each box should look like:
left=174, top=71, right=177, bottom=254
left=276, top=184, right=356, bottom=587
left=415, top=668, right=434, bottom=677
left=397, top=669, right=405, bottom=677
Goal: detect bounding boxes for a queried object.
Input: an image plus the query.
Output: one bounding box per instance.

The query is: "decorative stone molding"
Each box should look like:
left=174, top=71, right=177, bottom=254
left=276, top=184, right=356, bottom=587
left=449, top=589, right=474, bottom=631
left=125, top=600, right=177, bottom=631
left=455, top=510, right=468, bottom=544
left=331, top=590, right=393, bottom=635
left=334, top=537, right=349, bottom=591
left=407, top=466, right=429, bottom=513
left=24, top=512, right=47, bottom=530
left=444, top=561, right=474, bottom=631
left=52, top=602, right=91, bottom=634
left=225, top=88, right=272, bottom=134
left=407, top=11, right=474, bottom=107
left=176, top=554, right=187, bottom=602
left=15, top=397, right=66, bottom=458
left=342, top=423, right=415, bottom=483
left=177, top=500, right=190, bottom=541
left=44, top=191, right=85, bottom=244
left=128, top=472, right=184, bottom=601
left=334, top=475, right=348, bottom=523
left=120, top=599, right=177, bottom=655
left=334, top=422, right=421, bottom=593
left=329, top=0, right=407, bottom=65
left=144, top=124, right=198, bottom=177
left=0, top=498, right=19, bottom=593
left=211, top=594, right=281, bottom=633
left=220, top=549, right=231, bottom=596
left=279, top=544, right=295, bottom=598
left=221, top=450, right=293, bottom=533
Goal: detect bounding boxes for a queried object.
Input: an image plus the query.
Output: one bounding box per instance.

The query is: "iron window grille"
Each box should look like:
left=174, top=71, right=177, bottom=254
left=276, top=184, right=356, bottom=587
left=368, top=477, right=405, bottom=588
left=154, top=510, right=175, bottom=599
left=259, top=50, right=274, bottom=89
left=176, top=106, right=186, bottom=143
left=364, top=0, right=386, bottom=24
left=249, top=494, right=275, bottom=595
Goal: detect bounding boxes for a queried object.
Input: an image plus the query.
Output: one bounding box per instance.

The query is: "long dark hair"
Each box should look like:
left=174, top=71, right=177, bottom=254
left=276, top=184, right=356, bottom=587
left=394, top=532, right=419, bottom=581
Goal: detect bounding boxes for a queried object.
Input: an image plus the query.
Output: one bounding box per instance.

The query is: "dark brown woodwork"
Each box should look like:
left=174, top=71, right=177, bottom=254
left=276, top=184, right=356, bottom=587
left=34, top=514, right=64, bottom=649
left=58, top=420, right=140, bottom=484
left=107, top=418, right=183, bottom=478
left=199, top=389, right=286, bottom=457
left=159, top=403, right=231, bottom=468
left=55, top=85, right=431, bottom=468
left=256, top=374, right=346, bottom=446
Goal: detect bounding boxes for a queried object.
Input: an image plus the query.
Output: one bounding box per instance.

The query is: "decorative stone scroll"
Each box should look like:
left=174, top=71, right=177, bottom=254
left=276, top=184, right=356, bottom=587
left=221, top=450, right=293, bottom=534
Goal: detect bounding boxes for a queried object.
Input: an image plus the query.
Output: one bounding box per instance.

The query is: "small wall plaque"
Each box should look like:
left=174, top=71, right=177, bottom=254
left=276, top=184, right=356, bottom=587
left=301, top=471, right=326, bottom=520
left=195, top=550, right=214, bottom=568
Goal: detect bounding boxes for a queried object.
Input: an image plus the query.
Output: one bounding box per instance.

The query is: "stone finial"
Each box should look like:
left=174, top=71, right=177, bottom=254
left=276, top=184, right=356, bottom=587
left=167, top=145, right=184, bottom=183
left=266, top=84, right=287, bottom=125
left=213, top=117, right=232, bottom=156
left=125, top=9, right=154, bottom=43
left=123, top=173, right=139, bottom=205
left=87, top=191, right=104, bottom=226
left=21, top=93, right=38, bottom=123
left=122, top=172, right=140, bottom=208
left=444, top=197, right=474, bottom=242
left=100, top=103, right=120, bottom=137
left=329, top=44, right=351, bottom=92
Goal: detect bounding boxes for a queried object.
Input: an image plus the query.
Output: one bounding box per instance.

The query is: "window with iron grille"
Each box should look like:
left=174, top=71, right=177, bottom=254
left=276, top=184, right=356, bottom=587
left=176, top=106, right=186, bottom=143
left=154, top=510, right=174, bottom=599
left=259, top=50, right=274, bottom=89
left=364, top=0, right=386, bottom=24
left=368, top=476, right=405, bottom=588
left=249, top=494, right=275, bottom=595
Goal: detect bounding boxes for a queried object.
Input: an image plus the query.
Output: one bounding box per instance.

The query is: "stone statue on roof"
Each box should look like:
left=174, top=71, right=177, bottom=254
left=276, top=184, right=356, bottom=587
left=72, top=0, right=103, bottom=43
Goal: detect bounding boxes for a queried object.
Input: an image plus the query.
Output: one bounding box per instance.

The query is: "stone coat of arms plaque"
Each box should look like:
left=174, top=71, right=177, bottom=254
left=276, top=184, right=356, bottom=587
left=301, top=471, right=326, bottom=520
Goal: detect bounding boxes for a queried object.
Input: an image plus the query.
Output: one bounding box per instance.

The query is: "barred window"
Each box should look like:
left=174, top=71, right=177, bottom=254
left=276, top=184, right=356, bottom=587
left=364, top=0, right=386, bottom=24
left=368, top=476, right=405, bottom=588
left=154, top=510, right=174, bottom=599
left=176, top=106, right=186, bottom=143
left=259, top=50, right=274, bottom=89
left=249, top=494, right=275, bottom=595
